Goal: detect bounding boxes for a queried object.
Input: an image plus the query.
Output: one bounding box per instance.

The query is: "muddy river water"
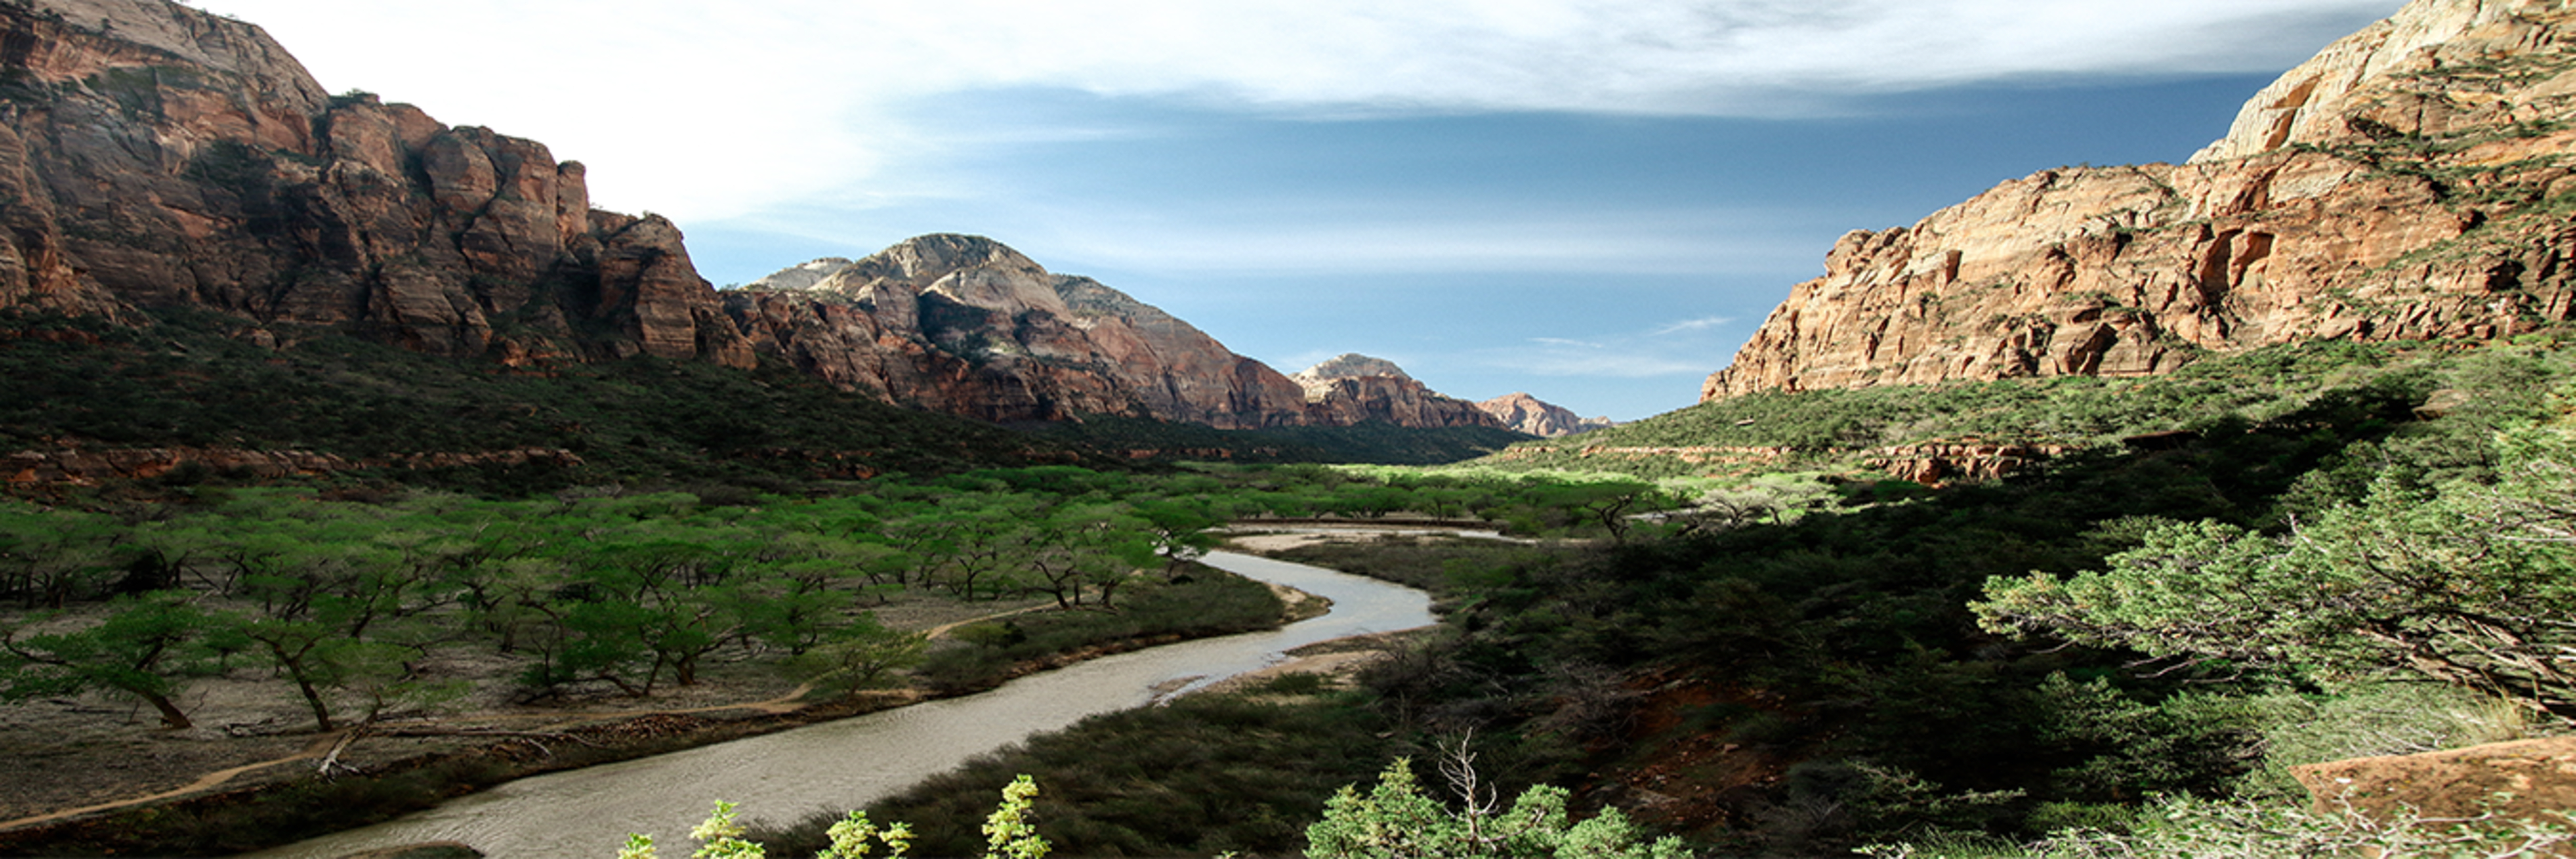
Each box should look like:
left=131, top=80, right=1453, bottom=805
left=248, top=550, right=1432, bottom=858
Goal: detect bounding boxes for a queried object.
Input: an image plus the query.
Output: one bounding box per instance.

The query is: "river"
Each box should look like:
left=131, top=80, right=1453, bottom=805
left=248, top=550, right=1432, bottom=858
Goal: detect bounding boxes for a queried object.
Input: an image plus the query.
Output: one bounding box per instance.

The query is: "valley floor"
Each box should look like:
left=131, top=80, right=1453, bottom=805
left=0, top=592, right=1103, bottom=850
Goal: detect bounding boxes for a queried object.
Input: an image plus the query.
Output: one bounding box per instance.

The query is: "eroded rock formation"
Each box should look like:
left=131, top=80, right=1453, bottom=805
left=1704, top=0, right=2576, bottom=400
left=723, top=236, right=1315, bottom=427
left=1477, top=393, right=1616, bottom=438
left=1290, top=353, right=1507, bottom=430
left=0, top=0, right=753, bottom=367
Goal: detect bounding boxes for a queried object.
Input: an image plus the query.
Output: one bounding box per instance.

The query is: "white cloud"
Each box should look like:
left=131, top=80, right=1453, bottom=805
left=195, top=0, right=2396, bottom=219
left=1652, top=315, right=1737, bottom=336
left=1462, top=315, right=1751, bottom=380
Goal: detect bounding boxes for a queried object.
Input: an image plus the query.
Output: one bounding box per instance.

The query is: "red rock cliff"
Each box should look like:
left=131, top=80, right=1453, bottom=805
left=0, top=0, right=753, bottom=368
left=1703, top=0, right=2576, bottom=401
left=1477, top=392, right=1616, bottom=438
left=1290, top=353, right=1511, bottom=430
left=724, top=235, right=1316, bottom=427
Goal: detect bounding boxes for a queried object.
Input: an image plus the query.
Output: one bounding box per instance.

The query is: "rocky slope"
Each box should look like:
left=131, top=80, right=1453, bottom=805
left=1703, top=0, right=2576, bottom=401
left=1289, top=353, right=1508, bottom=430
left=0, top=0, right=755, bottom=368
left=0, top=0, right=1493, bottom=434
left=1476, top=393, right=1615, bottom=438
left=723, top=236, right=1317, bottom=427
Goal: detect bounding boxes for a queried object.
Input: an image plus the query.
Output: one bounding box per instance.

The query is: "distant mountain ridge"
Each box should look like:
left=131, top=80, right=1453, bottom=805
left=1703, top=0, right=2576, bottom=401
left=1285, top=352, right=1507, bottom=430
left=0, top=0, right=1508, bottom=434
left=1476, top=393, right=1615, bottom=438
left=729, top=244, right=1512, bottom=432
left=723, top=236, right=1314, bottom=427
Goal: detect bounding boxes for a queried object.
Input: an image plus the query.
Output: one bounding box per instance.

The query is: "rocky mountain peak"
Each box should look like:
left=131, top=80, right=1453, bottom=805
left=1477, top=393, right=1616, bottom=438
left=21, top=0, right=324, bottom=111
left=1291, top=354, right=1413, bottom=387
left=2192, top=0, right=2565, bottom=163
left=1700, top=0, right=2576, bottom=401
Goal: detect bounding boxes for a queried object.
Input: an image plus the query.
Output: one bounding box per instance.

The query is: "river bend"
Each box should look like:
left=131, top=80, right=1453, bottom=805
left=250, top=550, right=1431, bottom=858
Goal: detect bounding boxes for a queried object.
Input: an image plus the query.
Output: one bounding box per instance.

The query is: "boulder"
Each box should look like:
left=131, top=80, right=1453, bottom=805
left=2294, top=736, right=2576, bottom=827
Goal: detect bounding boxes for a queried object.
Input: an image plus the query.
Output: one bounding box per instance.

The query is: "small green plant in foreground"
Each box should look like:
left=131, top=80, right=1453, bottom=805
left=617, top=775, right=1046, bottom=859
left=1304, top=751, right=1686, bottom=859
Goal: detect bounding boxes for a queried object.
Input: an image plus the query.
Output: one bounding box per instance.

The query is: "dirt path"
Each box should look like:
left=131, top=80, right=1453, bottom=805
left=923, top=603, right=1058, bottom=639
left=0, top=730, right=347, bottom=831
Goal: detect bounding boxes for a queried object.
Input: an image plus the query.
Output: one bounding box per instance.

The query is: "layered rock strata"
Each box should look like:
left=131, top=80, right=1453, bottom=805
left=1289, top=354, right=1509, bottom=430
left=0, top=0, right=1515, bottom=433
left=1477, top=393, right=1616, bottom=438
left=723, top=236, right=1316, bottom=427
left=1704, top=0, right=2576, bottom=400
left=0, top=0, right=753, bottom=366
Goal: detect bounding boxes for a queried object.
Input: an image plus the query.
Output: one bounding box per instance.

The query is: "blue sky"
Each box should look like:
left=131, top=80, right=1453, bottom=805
left=199, top=0, right=2402, bottom=421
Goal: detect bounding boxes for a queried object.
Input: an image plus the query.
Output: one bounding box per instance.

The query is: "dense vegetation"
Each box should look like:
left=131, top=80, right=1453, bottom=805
left=1477, top=339, right=2474, bottom=478
left=0, top=308, right=1105, bottom=494
left=696, top=340, right=2576, bottom=858
left=13, top=295, right=2576, bottom=858
left=0, top=308, right=1534, bottom=502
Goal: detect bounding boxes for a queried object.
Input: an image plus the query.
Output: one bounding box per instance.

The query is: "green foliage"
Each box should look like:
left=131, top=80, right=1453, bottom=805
left=2232, top=683, right=2533, bottom=801
left=0, top=591, right=228, bottom=727
left=1303, top=758, right=1686, bottom=859
left=912, top=568, right=1283, bottom=693
left=0, top=307, right=1111, bottom=493
left=781, top=693, right=1395, bottom=858
left=1975, top=420, right=2576, bottom=720
left=1473, top=339, right=2469, bottom=479
left=617, top=780, right=1036, bottom=859
left=980, top=775, right=1050, bottom=859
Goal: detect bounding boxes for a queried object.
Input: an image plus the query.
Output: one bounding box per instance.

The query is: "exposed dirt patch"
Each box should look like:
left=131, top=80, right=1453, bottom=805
left=0, top=589, right=1116, bottom=840
left=1590, top=671, right=1797, bottom=836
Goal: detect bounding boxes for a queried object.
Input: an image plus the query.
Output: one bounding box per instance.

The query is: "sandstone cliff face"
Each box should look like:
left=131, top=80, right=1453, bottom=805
left=724, top=236, right=1316, bottom=427
left=1703, top=0, right=2576, bottom=401
left=1477, top=392, right=1616, bottom=438
left=0, top=0, right=753, bottom=368
left=1291, top=353, right=1509, bottom=430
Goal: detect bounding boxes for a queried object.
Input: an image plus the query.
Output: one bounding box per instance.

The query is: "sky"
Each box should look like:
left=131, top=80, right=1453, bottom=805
left=194, top=0, right=2404, bottom=421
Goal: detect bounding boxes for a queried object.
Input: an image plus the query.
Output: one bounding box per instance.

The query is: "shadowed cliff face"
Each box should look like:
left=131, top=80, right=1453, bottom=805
left=0, top=0, right=754, bottom=368
left=1704, top=0, right=2576, bottom=401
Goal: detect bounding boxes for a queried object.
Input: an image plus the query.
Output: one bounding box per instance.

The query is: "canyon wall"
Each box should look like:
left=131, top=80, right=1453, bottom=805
left=1703, top=0, right=2576, bottom=400
left=0, top=0, right=1499, bottom=432
left=0, top=0, right=755, bottom=368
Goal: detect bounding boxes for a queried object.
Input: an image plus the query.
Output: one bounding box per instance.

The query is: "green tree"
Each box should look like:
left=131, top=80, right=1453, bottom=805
left=1975, top=423, right=2576, bottom=721
left=0, top=591, right=227, bottom=728
left=788, top=614, right=928, bottom=697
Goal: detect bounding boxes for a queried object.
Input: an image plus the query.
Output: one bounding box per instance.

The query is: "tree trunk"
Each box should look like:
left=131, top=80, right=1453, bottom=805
left=138, top=690, right=192, bottom=729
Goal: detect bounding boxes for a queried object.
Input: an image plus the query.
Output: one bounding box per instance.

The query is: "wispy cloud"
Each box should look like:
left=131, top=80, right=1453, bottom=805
left=1652, top=316, right=1737, bottom=336
left=202, top=0, right=2395, bottom=219
left=1453, top=315, right=1750, bottom=381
